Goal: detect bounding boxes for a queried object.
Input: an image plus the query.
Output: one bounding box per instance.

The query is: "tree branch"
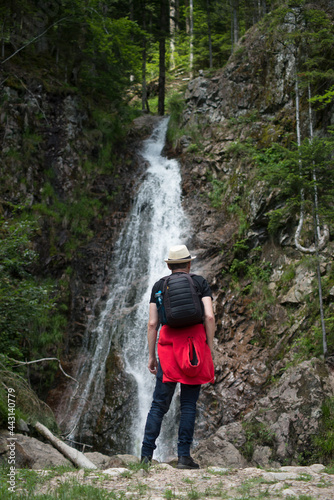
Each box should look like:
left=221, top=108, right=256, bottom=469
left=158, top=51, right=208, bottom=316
left=9, top=357, right=79, bottom=387
left=34, top=421, right=97, bottom=469
left=1, top=17, right=70, bottom=65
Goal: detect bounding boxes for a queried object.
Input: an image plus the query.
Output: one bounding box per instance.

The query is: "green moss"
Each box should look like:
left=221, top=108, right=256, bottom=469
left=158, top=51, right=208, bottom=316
left=0, top=367, right=58, bottom=431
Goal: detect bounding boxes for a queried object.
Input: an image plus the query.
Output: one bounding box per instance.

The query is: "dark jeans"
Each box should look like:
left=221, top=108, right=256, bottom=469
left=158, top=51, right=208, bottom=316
left=141, top=364, right=201, bottom=458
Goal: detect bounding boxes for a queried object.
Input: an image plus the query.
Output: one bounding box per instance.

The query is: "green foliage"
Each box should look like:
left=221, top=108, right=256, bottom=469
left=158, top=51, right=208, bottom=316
left=313, top=315, right=334, bottom=356
left=60, top=1, right=144, bottom=101
left=0, top=365, right=58, bottom=430
left=290, top=328, right=323, bottom=361
left=242, top=420, right=276, bottom=462
left=229, top=242, right=272, bottom=285
left=227, top=201, right=249, bottom=235
left=187, top=487, right=201, bottom=500
left=22, top=129, right=43, bottom=158
left=254, top=132, right=334, bottom=236
left=311, top=397, right=334, bottom=465
left=310, top=84, right=334, bottom=106
left=0, top=466, right=39, bottom=500
left=190, top=1, right=232, bottom=70
left=0, top=216, right=64, bottom=361
left=265, top=0, right=334, bottom=107
left=126, top=460, right=151, bottom=473
left=166, top=92, right=186, bottom=145
left=208, top=179, right=226, bottom=209
left=33, top=187, right=104, bottom=255
left=226, top=139, right=255, bottom=158
left=164, top=489, right=176, bottom=500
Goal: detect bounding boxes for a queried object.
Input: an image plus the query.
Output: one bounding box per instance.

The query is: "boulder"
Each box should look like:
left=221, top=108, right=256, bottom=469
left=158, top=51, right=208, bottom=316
left=193, top=434, right=247, bottom=468
left=0, top=431, right=71, bottom=469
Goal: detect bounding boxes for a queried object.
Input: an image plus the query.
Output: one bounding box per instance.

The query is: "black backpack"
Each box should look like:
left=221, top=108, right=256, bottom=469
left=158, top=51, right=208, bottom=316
left=157, top=273, right=204, bottom=328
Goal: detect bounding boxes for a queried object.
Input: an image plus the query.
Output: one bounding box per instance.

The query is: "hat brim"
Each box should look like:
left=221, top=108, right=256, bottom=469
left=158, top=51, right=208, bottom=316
left=164, top=256, right=196, bottom=264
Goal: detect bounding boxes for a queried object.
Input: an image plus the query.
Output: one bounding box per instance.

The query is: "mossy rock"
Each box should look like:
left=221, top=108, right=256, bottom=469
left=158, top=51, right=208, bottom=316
left=0, top=368, right=58, bottom=432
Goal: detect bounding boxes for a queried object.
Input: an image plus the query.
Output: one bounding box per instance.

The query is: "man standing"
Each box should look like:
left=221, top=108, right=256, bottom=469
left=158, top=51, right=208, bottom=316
left=141, top=244, right=215, bottom=469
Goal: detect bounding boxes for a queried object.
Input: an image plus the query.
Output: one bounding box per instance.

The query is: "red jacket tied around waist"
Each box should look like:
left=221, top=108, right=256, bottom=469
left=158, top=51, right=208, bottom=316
left=157, top=323, right=214, bottom=385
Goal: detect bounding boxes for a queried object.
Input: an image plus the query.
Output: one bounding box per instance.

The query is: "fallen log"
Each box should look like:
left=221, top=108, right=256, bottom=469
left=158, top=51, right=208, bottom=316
left=34, top=421, right=97, bottom=469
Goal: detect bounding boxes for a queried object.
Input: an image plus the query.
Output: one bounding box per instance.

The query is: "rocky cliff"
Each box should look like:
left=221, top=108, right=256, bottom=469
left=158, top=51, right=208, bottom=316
left=174, top=19, right=334, bottom=466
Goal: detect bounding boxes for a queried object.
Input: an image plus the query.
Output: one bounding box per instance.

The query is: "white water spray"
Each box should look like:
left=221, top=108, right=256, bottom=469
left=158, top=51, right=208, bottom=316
left=59, top=117, right=190, bottom=460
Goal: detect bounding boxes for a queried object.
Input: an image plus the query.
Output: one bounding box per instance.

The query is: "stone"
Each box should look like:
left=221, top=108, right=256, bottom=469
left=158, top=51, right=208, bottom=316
left=103, top=468, right=129, bottom=477
left=280, top=268, right=315, bottom=304
left=17, top=419, right=30, bottom=433
left=252, top=446, right=272, bottom=468
left=85, top=451, right=113, bottom=469
left=216, top=422, right=246, bottom=448
left=193, top=436, right=247, bottom=468
left=0, top=431, right=71, bottom=469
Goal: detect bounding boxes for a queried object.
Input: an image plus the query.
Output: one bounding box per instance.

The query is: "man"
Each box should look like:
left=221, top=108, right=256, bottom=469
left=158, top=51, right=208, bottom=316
left=141, top=244, right=215, bottom=469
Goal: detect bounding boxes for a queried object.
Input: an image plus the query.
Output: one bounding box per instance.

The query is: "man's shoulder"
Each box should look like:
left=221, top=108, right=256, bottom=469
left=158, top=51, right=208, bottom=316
left=190, top=274, right=212, bottom=297
left=190, top=273, right=206, bottom=283
left=150, top=278, right=167, bottom=302
left=154, top=276, right=169, bottom=287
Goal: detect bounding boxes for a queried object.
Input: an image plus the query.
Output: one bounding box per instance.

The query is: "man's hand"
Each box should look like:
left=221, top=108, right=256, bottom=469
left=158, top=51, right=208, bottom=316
left=148, top=355, right=158, bottom=375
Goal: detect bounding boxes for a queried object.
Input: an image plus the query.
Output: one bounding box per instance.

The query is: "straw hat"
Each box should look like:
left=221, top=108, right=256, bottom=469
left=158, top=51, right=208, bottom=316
left=164, top=245, right=196, bottom=264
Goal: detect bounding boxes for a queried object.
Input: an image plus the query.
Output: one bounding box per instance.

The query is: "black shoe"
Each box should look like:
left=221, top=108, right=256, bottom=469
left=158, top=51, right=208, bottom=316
left=141, top=456, right=152, bottom=465
left=177, top=456, right=199, bottom=469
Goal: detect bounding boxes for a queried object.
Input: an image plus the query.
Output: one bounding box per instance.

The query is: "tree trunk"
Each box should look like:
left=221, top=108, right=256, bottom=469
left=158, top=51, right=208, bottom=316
left=170, top=0, right=176, bottom=70
left=142, top=39, right=148, bottom=112
left=294, top=71, right=328, bottom=357
left=141, top=3, right=148, bottom=112
left=262, top=0, right=267, bottom=15
left=35, top=422, right=97, bottom=469
left=206, top=0, right=213, bottom=69
left=308, top=83, right=327, bottom=357
left=294, top=73, right=307, bottom=252
left=231, top=0, right=239, bottom=50
left=294, top=77, right=329, bottom=253
left=189, top=0, right=194, bottom=78
left=158, top=0, right=168, bottom=116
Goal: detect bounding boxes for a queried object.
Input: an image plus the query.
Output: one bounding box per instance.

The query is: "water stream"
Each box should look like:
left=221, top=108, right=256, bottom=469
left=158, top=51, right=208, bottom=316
left=59, top=117, right=191, bottom=460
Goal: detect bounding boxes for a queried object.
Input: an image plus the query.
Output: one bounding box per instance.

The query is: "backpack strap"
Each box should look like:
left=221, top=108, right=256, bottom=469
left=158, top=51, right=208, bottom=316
left=154, top=276, right=168, bottom=330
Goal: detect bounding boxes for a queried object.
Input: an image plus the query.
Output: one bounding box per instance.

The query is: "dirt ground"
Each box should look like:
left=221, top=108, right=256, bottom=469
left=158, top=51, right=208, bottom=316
left=27, top=463, right=334, bottom=499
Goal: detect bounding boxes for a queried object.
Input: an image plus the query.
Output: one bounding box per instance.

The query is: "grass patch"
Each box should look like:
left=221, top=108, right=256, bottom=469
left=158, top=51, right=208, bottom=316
left=310, top=398, right=334, bottom=465
left=241, top=421, right=276, bottom=462
left=187, top=487, right=201, bottom=499
left=164, top=488, right=178, bottom=499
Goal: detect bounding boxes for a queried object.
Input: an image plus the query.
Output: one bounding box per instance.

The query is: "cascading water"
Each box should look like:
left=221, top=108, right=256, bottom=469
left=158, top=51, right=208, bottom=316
left=59, top=117, right=191, bottom=460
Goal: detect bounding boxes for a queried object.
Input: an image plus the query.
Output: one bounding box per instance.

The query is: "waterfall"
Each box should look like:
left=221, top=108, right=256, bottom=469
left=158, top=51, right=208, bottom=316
left=59, top=117, right=191, bottom=460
